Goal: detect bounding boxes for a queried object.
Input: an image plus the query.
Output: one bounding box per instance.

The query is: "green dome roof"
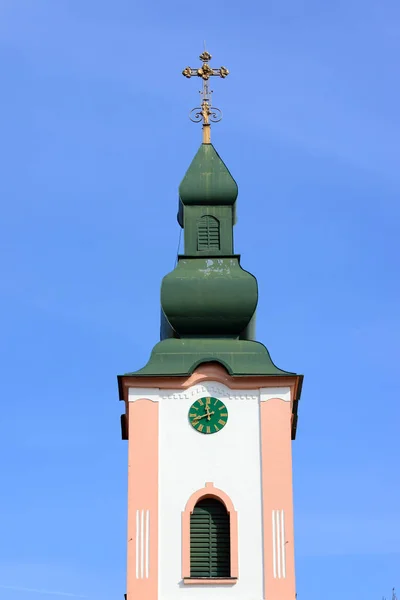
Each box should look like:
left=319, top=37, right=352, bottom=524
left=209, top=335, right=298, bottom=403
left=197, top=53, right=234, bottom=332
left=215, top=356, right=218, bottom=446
left=161, top=257, right=258, bottom=337
left=179, top=143, right=238, bottom=206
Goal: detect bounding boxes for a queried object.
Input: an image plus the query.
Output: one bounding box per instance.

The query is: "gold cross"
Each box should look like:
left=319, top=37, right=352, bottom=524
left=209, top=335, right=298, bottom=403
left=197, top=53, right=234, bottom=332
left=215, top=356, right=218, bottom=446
left=182, top=51, right=229, bottom=80
left=182, top=51, right=229, bottom=144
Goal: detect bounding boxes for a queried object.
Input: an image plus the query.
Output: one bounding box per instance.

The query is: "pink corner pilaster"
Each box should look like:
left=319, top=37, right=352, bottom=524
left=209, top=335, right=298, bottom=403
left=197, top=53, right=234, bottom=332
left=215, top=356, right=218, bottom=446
left=260, top=395, right=296, bottom=600
left=126, top=398, right=158, bottom=600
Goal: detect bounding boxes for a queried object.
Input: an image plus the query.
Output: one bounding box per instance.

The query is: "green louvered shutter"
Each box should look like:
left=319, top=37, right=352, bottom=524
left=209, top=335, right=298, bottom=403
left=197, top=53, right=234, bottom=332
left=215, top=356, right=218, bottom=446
left=197, top=216, right=220, bottom=251
left=190, top=499, right=230, bottom=578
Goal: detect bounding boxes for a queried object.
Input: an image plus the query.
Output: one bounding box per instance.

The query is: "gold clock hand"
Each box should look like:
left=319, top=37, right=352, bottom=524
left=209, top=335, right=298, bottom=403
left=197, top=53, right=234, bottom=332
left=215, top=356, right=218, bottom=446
left=206, top=406, right=215, bottom=420
left=192, top=413, right=205, bottom=422
left=193, top=411, right=214, bottom=422
left=195, top=413, right=207, bottom=421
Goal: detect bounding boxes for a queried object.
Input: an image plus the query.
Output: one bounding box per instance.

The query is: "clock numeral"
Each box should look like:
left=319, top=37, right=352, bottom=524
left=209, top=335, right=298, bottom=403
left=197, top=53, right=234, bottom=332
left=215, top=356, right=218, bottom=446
left=220, top=413, right=228, bottom=417
left=206, top=426, right=211, bottom=434
left=197, top=424, right=204, bottom=432
left=206, top=397, right=211, bottom=404
left=218, top=419, right=226, bottom=426
left=214, top=424, right=220, bottom=431
left=214, top=399, right=219, bottom=406
left=219, top=406, right=225, bottom=411
left=192, top=406, right=198, bottom=411
left=198, top=399, right=204, bottom=406
left=189, top=413, right=197, bottom=418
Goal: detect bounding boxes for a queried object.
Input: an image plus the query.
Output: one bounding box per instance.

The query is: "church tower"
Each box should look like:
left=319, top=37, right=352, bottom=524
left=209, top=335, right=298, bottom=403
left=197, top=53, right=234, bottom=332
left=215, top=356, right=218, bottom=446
left=118, top=51, right=303, bottom=600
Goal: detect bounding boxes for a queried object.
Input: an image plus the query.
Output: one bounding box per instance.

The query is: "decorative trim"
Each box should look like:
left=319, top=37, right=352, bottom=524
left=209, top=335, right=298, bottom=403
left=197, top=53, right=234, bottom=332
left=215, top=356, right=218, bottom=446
left=128, top=383, right=292, bottom=403
left=134, top=509, right=151, bottom=579
left=260, top=387, right=291, bottom=403
left=181, top=482, right=238, bottom=582
left=162, top=381, right=258, bottom=402
left=272, top=510, right=286, bottom=579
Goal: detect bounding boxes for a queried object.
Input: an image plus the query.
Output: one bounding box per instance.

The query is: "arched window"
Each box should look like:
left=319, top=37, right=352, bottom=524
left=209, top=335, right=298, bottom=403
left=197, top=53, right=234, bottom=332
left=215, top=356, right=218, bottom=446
left=182, top=482, right=238, bottom=584
left=190, top=498, right=230, bottom=578
left=197, top=215, right=220, bottom=251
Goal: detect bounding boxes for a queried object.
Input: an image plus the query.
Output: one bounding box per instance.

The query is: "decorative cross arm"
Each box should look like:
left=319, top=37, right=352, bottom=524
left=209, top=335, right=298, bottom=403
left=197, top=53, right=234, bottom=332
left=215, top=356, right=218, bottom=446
left=182, top=51, right=229, bottom=80
left=182, top=51, right=229, bottom=143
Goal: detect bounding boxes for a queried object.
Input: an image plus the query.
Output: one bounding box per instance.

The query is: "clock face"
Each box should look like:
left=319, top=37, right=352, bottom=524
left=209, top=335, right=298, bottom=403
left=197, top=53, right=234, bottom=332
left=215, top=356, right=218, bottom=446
left=188, top=397, right=228, bottom=434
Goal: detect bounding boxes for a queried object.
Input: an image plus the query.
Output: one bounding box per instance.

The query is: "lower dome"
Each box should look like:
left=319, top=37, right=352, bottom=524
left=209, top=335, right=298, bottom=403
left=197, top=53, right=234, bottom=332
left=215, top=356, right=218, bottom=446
left=161, top=257, right=258, bottom=337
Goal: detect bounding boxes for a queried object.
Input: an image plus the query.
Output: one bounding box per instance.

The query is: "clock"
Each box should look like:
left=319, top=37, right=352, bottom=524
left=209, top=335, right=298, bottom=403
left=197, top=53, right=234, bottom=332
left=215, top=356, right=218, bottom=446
left=188, top=397, right=228, bottom=434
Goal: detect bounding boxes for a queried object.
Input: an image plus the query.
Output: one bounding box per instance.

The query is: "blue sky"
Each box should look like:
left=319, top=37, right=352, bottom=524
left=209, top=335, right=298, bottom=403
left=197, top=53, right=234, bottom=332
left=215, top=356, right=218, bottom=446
left=0, top=0, right=399, bottom=598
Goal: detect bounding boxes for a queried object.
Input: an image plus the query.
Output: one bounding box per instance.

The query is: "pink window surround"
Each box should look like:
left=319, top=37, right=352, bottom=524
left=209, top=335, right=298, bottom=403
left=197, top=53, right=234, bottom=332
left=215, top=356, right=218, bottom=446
left=181, top=482, right=238, bottom=585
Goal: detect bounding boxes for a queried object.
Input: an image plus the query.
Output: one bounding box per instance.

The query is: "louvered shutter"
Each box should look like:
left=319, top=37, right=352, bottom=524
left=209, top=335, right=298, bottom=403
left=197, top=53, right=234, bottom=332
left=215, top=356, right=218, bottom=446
left=197, top=216, right=220, bottom=251
left=190, top=499, right=230, bottom=577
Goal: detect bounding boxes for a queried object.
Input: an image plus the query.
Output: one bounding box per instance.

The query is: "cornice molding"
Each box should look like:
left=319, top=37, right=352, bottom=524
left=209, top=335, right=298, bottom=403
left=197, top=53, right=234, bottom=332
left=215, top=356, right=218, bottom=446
left=161, top=381, right=258, bottom=402
left=127, top=383, right=291, bottom=403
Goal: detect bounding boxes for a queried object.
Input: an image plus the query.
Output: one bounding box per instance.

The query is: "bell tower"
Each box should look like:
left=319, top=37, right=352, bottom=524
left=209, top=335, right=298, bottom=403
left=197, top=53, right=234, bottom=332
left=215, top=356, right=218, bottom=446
left=118, top=50, right=303, bottom=600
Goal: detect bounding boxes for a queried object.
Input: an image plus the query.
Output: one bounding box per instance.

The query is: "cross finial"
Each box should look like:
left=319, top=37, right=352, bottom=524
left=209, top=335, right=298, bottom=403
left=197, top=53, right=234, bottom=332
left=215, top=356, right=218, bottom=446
left=182, top=50, right=229, bottom=144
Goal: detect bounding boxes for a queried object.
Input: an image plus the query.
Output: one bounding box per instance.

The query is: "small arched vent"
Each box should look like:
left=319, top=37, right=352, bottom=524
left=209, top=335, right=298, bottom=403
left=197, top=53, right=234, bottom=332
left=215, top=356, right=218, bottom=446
left=197, top=215, right=220, bottom=251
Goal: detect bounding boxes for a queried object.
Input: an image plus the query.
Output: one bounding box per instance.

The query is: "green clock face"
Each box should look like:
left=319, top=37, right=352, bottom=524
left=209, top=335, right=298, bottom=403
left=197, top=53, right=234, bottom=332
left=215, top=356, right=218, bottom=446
left=188, top=397, right=228, bottom=434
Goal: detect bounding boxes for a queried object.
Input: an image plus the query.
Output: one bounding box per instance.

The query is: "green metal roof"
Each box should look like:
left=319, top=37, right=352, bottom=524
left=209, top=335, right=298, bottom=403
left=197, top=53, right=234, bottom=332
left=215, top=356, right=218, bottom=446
left=179, top=143, right=238, bottom=207
left=123, top=338, right=295, bottom=377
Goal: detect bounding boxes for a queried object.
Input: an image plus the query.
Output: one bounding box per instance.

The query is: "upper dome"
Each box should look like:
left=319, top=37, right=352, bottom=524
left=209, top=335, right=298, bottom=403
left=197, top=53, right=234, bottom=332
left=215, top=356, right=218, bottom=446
left=179, top=143, right=238, bottom=206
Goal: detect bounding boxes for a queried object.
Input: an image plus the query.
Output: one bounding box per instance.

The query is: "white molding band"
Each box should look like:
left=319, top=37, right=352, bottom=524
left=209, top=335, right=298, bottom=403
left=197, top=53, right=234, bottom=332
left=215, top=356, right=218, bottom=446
left=260, top=387, right=291, bottom=403
left=272, top=509, right=286, bottom=579
left=128, top=389, right=160, bottom=403
left=128, top=383, right=259, bottom=402
left=135, top=509, right=150, bottom=579
left=161, top=382, right=258, bottom=401
left=128, top=383, right=291, bottom=403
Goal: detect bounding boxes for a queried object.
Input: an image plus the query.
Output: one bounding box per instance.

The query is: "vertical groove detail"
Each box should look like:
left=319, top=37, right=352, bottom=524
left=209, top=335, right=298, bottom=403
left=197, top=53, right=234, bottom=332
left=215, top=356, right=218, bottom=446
left=281, top=510, right=286, bottom=578
left=146, top=510, right=150, bottom=579
left=276, top=509, right=281, bottom=578
left=136, top=509, right=151, bottom=579
left=140, top=510, right=144, bottom=579
left=272, top=510, right=277, bottom=578
left=135, top=510, right=140, bottom=579
left=272, top=510, right=287, bottom=579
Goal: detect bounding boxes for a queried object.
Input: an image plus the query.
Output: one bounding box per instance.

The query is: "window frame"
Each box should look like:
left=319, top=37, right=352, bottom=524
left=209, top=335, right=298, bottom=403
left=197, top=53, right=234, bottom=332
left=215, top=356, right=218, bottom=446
left=181, top=482, right=238, bottom=585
